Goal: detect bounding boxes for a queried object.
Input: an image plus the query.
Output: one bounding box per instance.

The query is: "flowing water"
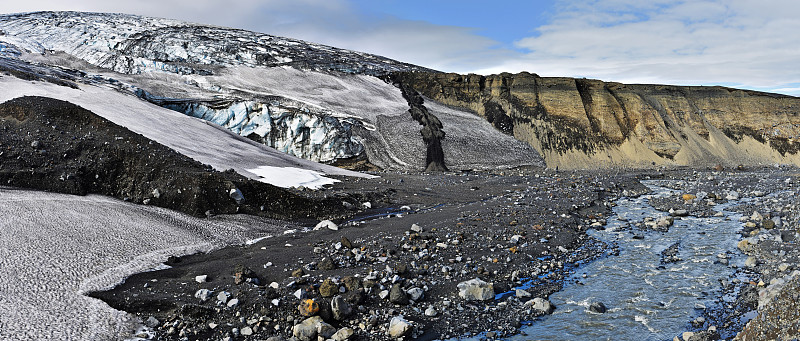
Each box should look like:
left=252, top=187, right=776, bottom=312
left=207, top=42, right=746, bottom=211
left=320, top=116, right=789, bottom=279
left=515, top=181, right=748, bottom=341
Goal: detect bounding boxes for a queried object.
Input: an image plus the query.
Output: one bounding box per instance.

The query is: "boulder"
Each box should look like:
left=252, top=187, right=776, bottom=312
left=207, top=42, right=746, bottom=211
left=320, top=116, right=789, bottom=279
left=589, top=301, right=607, bottom=313
left=331, top=295, right=353, bottom=320
left=388, top=316, right=413, bottom=338
left=529, top=297, right=555, bottom=314
left=457, top=278, right=494, bottom=301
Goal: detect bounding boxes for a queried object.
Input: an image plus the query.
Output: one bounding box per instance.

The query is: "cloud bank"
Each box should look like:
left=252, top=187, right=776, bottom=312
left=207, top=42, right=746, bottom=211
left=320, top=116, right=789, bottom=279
left=0, top=0, right=798, bottom=95
left=477, top=0, right=800, bottom=95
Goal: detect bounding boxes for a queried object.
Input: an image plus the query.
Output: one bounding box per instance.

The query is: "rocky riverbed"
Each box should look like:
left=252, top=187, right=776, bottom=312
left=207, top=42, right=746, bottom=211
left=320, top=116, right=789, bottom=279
left=88, top=166, right=800, bottom=341
left=90, top=168, right=651, bottom=341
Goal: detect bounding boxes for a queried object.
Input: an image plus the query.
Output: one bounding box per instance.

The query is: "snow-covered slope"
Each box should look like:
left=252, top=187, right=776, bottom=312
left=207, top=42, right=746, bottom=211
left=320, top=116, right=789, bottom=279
left=0, top=11, right=430, bottom=76
left=0, top=73, right=369, bottom=188
left=0, top=11, right=544, bottom=171
left=0, top=187, right=287, bottom=340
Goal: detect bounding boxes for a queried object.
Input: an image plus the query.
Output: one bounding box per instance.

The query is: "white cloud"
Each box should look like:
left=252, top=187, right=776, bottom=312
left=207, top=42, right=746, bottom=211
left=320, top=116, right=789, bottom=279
left=1, top=0, right=797, bottom=95
left=0, top=0, right=511, bottom=73
left=474, top=0, right=800, bottom=95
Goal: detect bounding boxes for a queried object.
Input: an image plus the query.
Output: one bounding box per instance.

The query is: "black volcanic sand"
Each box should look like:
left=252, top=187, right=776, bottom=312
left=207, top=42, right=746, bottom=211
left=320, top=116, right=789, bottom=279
left=0, top=96, right=367, bottom=221
left=90, top=168, right=651, bottom=341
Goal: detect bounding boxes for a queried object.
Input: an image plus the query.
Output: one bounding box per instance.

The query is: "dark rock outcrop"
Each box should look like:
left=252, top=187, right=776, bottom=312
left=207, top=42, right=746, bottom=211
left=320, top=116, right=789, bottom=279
left=0, top=96, right=344, bottom=220
left=395, top=81, right=448, bottom=171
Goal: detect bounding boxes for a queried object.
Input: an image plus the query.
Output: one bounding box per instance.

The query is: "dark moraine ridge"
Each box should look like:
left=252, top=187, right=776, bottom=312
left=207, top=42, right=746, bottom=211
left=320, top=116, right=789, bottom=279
left=0, top=96, right=351, bottom=221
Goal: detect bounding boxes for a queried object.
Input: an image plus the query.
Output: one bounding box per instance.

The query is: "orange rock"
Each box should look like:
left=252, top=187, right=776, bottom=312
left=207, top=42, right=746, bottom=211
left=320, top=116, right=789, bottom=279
left=682, top=194, right=697, bottom=201
left=298, top=299, right=319, bottom=317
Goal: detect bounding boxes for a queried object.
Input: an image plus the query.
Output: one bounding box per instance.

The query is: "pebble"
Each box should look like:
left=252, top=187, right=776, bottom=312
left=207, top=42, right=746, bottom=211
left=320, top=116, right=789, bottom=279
left=216, top=291, right=230, bottom=304
left=226, top=298, right=239, bottom=308
left=195, top=275, right=207, bottom=283
left=240, top=326, right=253, bottom=336
left=457, top=278, right=494, bottom=301
left=144, top=316, right=160, bottom=328
left=515, top=289, right=532, bottom=298
left=406, top=287, right=425, bottom=302
left=332, top=327, right=354, bottom=341
left=424, top=305, right=438, bottom=317
left=194, top=289, right=212, bottom=302
left=411, top=223, right=423, bottom=233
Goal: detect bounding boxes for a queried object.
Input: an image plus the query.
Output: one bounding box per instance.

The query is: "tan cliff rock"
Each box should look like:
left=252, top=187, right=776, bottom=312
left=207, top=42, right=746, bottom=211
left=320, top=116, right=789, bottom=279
left=393, top=72, right=800, bottom=169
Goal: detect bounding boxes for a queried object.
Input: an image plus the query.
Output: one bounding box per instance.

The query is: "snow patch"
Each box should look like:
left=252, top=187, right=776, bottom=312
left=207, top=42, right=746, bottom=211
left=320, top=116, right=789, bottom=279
left=248, top=166, right=339, bottom=189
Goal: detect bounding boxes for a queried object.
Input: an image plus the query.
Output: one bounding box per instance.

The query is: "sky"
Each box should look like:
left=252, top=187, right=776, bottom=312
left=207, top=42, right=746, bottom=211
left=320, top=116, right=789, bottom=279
left=1, top=0, right=799, bottom=96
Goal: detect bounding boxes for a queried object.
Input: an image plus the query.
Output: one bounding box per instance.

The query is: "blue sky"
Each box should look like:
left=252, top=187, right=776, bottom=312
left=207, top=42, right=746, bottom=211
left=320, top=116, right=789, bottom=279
left=2, top=0, right=799, bottom=96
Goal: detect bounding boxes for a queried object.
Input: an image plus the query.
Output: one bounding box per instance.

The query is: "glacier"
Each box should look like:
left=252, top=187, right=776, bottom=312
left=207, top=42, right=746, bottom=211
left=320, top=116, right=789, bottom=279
left=137, top=90, right=365, bottom=163
left=0, top=11, right=544, bottom=171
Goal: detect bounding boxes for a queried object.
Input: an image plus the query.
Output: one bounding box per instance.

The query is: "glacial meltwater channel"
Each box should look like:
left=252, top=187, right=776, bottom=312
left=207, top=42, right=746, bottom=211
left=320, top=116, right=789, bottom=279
left=514, top=181, right=748, bottom=341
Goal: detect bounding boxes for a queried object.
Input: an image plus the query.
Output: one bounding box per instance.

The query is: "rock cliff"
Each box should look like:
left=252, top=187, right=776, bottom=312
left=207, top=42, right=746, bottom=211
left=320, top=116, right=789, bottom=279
left=394, top=72, right=800, bottom=169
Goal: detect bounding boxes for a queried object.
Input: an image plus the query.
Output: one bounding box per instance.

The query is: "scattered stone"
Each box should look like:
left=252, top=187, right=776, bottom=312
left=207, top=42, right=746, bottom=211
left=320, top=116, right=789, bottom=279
left=589, top=302, right=607, bottom=314
left=411, top=223, right=423, bottom=233
left=682, top=194, right=696, bottom=201
left=425, top=305, right=438, bottom=317
left=292, top=268, right=305, bottom=278
left=228, top=188, right=244, bottom=204
left=389, top=284, right=409, bottom=305
left=657, top=216, right=674, bottom=228
left=744, top=256, right=758, bottom=267
left=240, top=326, right=253, bottom=336
left=762, top=218, right=775, bottom=229
left=332, top=327, right=354, bottom=341
left=362, top=202, right=372, bottom=209
left=331, top=295, right=353, bottom=320
left=315, top=220, right=339, bottom=231
left=529, top=297, right=554, bottom=314
left=318, top=257, right=337, bottom=271
left=195, top=275, right=207, bottom=283
left=670, top=209, right=688, bottom=217
left=226, top=298, right=239, bottom=308
left=406, top=287, right=424, bottom=302
left=298, top=299, right=320, bottom=317
left=725, top=191, right=739, bottom=200
left=342, top=276, right=361, bottom=292
left=194, top=289, right=212, bottom=302
left=319, top=278, right=339, bottom=297
left=682, top=331, right=695, bottom=341
left=341, top=236, right=353, bottom=249
left=144, top=316, right=160, bottom=328
left=216, top=291, right=230, bottom=304
left=779, top=263, right=790, bottom=272
left=515, top=289, right=532, bottom=298
left=388, top=316, right=413, bottom=338
left=457, top=278, right=494, bottom=301
left=292, top=316, right=325, bottom=341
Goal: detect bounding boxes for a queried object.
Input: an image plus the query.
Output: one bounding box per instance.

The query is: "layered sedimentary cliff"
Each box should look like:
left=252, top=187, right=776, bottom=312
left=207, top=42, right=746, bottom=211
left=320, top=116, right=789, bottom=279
left=395, top=72, right=800, bottom=169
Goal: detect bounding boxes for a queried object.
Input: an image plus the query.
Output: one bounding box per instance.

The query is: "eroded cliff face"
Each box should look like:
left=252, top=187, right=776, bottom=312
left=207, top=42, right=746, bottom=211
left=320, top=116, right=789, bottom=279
left=394, top=72, right=800, bottom=169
